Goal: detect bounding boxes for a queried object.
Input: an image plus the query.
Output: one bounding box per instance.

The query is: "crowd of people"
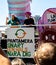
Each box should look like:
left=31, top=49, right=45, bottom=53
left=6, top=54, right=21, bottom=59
left=0, top=38, right=56, bottom=65
left=6, top=12, right=35, bottom=26
left=0, top=11, right=56, bottom=65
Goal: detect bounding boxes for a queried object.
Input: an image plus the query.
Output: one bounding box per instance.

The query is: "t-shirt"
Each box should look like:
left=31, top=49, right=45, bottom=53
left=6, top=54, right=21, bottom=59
left=24, top=18, right=34, bottom=25
left=24, top=18, right=36, bottom=29
left=8, top=17, right=20, bottom=25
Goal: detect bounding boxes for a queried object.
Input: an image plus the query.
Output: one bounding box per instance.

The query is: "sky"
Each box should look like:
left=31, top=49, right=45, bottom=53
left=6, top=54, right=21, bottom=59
left=0, top=0, right=56, bottom=26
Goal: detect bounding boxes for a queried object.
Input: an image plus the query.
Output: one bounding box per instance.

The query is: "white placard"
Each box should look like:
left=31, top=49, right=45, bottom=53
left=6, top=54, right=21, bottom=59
left=6, top=28, right=35, bottom=58
left=7, top=41, right=35, bottom=58
left=6, top=28, right=34, bottom=40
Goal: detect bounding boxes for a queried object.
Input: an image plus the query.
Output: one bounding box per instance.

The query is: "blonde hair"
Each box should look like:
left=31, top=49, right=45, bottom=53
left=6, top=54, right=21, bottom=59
left=34, top=42, right=56, bottom=64
left=11, top=58, right=26, bottom=65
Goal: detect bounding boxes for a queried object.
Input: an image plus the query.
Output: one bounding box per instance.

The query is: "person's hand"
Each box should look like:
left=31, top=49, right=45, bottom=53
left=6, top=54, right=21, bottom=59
left=16, top=21, right=19, bottom=24
left=6, top=17, right=9, bottom=20
left=6, top=17, right=9, bottom=25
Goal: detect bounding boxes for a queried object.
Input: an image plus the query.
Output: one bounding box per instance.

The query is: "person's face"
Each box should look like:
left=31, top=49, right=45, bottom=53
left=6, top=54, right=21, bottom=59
left=12, top=15, right=15, bottom=20
left=25, top=13, right=30, bottom=18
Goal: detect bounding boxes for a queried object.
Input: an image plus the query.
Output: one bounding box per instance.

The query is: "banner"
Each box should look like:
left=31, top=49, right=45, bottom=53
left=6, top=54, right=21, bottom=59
left=6, top=28, right=35, bottom=58
left=7, top=0, right=31, bottom=21
left=6, top=28, right=34, bottom=39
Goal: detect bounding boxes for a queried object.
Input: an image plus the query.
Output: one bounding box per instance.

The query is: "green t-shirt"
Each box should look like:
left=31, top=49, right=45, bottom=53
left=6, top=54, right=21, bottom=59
left=8, top=18, right=20, bottom=25
left=8, top=20, right=16, bottom=25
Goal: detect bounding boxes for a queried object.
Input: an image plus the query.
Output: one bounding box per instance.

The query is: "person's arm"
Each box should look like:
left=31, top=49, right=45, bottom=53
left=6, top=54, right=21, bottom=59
left=6, top=17, right=9, bottom=25
left=24, top=19, right=27, bottom=25
left=31, top=18, right=35, bottom=25
left=6, top=17, right=11, bottom=25
left=16, top=21, right=20, bottom=24
left=16, top=18, right=20, bottom=25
